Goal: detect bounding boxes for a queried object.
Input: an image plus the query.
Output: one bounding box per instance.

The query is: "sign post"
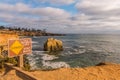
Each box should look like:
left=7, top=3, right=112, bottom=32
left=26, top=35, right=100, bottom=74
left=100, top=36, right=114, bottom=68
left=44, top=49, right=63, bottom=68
left=0, top=46, right=3, bottom=55
left=18, top=54, right=24, bottom=68
left=8, top=38, right=32, bottom=68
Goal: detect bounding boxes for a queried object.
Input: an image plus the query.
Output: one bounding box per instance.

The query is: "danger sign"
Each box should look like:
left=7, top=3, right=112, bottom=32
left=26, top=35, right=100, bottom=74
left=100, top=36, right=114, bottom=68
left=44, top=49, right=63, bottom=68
left=8, top=38, right=32, bottom=57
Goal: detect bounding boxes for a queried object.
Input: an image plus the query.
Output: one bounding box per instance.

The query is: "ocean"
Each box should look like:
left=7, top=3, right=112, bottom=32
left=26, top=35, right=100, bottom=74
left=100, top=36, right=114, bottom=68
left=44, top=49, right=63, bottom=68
left=27, top=34, right=120, bottom=70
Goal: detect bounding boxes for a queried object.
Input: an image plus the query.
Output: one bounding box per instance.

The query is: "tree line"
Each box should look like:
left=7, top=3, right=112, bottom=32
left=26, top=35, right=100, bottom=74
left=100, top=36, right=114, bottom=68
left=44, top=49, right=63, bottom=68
left=0, top=25, right=65, bottom=36
left=0, top=25, right=46, bottom=33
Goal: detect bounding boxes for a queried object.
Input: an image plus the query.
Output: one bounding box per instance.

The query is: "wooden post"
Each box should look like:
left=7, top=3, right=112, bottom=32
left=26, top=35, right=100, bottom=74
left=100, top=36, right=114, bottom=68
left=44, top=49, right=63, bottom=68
left=18, top=54, right=24, bottom=68
left=0, top=46, right=2, bottom=56
left=0, top=46, right=3, bottom=56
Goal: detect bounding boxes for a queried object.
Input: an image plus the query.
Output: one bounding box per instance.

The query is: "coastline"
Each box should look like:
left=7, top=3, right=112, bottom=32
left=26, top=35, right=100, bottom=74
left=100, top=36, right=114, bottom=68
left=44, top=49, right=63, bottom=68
left=0, top=34, right=120, bottom=80
left=0, top=28, right=66, bottom=37
left=1, top=62, right=120, bottom=80
left=30, top=62, right=120, bottom=80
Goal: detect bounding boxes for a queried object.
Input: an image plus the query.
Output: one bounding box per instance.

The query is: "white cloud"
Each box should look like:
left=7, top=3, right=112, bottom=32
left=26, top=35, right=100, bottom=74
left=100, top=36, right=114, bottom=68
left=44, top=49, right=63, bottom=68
left=76, top=0, right=120, bottom=14
left=73, top=0, right=120, bottom=33
left=34, top=0, right=75, bottom=5
left=0, top=3, right=70, bottom=19
left=32, top=7, right=70, bottom=18
left=1, top=0, right=120, bottom=33
left=0, top=2, right=72, bottom=33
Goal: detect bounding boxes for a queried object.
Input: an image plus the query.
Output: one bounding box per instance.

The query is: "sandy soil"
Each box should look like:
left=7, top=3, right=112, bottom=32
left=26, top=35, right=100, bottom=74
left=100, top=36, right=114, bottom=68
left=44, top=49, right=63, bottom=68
left=31, top=63, right=120, bottom=80
left=1, top=63, right=120, bottom=80
left=0, top=70, right=22, bottom=80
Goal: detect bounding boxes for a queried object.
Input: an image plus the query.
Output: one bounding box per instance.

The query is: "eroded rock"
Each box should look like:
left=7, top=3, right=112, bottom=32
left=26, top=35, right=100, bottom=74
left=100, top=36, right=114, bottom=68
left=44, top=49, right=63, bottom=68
left=44, top=38, right=63, bottom=51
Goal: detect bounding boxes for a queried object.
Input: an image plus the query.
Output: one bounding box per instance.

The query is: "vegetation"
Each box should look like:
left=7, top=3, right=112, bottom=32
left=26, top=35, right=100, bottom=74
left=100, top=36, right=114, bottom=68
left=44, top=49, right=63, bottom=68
left=0, top=55, right=31, bottom=71
left=0, top=56, right=5, bottom=73
left=0, top=25, right=65, bottom=36
left=23, top=55, right=31, bottom=71
left=5, top=57, right=18, bottom=66
left=23, top=63, right=31, bottom=71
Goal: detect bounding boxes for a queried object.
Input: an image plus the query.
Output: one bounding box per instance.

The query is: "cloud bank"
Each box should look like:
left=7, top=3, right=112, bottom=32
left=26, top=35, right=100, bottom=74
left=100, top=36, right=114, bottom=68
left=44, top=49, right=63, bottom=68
left=0, top=0, right=120, bottom=33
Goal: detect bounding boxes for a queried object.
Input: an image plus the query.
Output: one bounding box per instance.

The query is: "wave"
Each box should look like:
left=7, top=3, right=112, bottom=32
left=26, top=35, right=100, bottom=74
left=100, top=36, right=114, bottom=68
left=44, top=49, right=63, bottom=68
left=42, top=61, right=70, bottom=69
left=32, top=51, right=48, bottom=53
left=41, top=54, right=58, bottom=60
left=67, top=49, right=86, bottom=54
left=27, top=51, right=70, bottom=70
left=65, top=46, right=86, bottom=55
left=64, top=47, right=71, bottom=49
left=32, top=41, right=39, bottom=44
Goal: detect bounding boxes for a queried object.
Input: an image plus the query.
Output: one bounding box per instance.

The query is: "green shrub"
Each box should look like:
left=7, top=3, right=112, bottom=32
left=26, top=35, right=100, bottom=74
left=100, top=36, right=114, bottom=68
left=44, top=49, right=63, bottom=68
left=9, top=58, right=17, bottom=66
left=23, top=63, right=31, bottom=71
left=0, top=55, right=31, bottom=71
left=23, top=55, right=31, bottom=71
left=4, top=57, right=18, bottom=66
left=0, top=58, right=5, bottom=73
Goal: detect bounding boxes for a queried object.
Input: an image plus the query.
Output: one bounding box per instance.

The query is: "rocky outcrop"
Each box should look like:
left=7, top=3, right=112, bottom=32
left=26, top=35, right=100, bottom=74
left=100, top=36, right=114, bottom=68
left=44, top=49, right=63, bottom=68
left=44, top=38, right=63, bottom=51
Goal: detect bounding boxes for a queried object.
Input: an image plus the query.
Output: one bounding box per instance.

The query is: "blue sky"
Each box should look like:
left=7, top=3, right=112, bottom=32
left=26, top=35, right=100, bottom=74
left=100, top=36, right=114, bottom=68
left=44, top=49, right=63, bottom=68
left=0, top=0, right=120, bottom=33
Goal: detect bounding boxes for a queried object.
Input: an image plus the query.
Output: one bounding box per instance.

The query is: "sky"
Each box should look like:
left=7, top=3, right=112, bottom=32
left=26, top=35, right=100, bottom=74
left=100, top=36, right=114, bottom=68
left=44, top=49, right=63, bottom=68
left=0, top=0, right=120, bottom=34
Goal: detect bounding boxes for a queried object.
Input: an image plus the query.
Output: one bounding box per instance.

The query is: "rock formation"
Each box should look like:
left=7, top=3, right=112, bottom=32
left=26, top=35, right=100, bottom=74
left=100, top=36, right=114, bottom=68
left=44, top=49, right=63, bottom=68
left=44, top=38, right=63, bottom=51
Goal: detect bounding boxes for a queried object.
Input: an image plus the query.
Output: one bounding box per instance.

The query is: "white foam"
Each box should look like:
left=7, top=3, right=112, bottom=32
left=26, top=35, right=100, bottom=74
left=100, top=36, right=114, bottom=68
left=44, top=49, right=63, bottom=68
left=32, top=41, right=38, bottom=44
left=79, top=46, right=85, bottom=48
left=33, top=36, right=38, bottom=38
left=32, top=45, right=39, bottom=47
left=41, top=54, right=58, bottom=60
left=28, top=51, right=70, bottom=69
left=65, top=47, right=71, bottom=49
left=91, top=47, right=103, bottom=52
left=68, top=51, right=73, bottom=54
left=33, top=51, right=48, bottom=53
left=78, top=49, right=86, bottom=54
left=28, top=57, right=38, bottom=70
left=73, top=49, right=78, bottom=52
left=42, top=61, right=70, bottom=69
left=66, top=49, right=86, bottom=55
left=30, top=60, right=37, bottom=70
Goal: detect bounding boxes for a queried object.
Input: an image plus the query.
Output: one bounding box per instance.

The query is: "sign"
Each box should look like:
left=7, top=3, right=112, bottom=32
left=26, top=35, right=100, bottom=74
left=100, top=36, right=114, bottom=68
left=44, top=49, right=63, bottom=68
left=8, top=38, right=32, bottom=57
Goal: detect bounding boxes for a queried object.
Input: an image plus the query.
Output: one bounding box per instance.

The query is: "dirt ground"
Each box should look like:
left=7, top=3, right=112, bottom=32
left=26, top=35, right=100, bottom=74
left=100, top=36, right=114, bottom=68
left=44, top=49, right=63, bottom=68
left=1, top=63, right=120, bottom=80
left=31, top=63, right=120, bottom=80
left=0, top=67, right=22, bottom=80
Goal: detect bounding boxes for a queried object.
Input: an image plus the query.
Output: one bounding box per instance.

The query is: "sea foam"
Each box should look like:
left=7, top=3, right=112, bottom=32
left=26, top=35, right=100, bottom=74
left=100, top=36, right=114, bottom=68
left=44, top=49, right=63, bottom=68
left=42, top=61, right=70, bottom=69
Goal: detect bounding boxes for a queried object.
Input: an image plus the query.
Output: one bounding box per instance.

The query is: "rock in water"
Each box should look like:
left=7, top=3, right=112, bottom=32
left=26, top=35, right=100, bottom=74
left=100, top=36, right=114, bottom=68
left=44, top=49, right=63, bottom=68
left=44, top=38, right=63, bottom=51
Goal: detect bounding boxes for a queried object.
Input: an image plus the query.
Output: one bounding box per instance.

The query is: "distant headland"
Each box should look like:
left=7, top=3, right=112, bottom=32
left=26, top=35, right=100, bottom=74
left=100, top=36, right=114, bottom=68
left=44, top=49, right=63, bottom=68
left=0, top=26, right=65, bottom=36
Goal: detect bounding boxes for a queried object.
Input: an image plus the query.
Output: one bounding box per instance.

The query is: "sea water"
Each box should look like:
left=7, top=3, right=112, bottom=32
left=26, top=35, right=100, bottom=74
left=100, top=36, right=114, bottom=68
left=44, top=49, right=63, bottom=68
left=27, top=34, right=120, bottom=70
